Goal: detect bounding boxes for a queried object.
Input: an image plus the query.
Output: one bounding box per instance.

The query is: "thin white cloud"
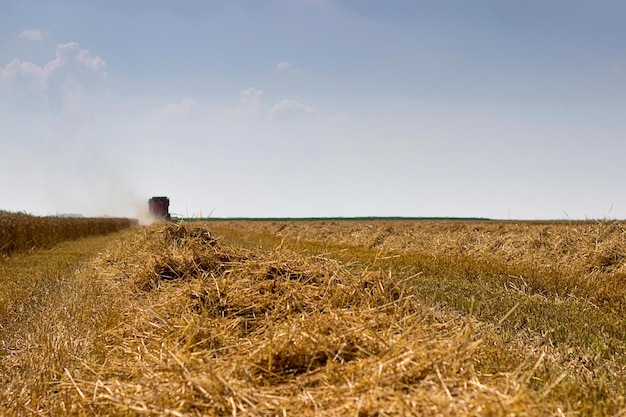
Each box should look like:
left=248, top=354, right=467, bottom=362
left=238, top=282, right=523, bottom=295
left=276, top=61, right=298, bottom=72
left=0, top=42, right=107, bottom=111
left=0, top=59, right=42, bottom=83
left=0, top=42, right=107, bottom=85
left=234, top=88, right=316, bottom=122
left=270, top=99, right=316, bottom=120
left=19, top=28, right=49, bottom=42
left=160, top=98, right=196, bottom=115
left=53, top=42, right=107, bottom=75
left=237, top=87, right=264, bottom=116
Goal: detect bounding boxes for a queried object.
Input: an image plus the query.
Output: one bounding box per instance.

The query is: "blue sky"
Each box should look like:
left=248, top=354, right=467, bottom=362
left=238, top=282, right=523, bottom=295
left=1, top=0, right=625, bottom=219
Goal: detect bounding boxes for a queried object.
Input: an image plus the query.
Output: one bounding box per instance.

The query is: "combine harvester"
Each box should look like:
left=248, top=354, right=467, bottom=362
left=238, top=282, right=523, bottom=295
left=148, top=196, right=174, bottom=221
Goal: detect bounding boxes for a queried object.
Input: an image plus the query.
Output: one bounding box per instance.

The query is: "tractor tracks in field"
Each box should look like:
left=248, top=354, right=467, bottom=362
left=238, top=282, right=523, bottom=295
left=0, top=231, right=133, bottom=411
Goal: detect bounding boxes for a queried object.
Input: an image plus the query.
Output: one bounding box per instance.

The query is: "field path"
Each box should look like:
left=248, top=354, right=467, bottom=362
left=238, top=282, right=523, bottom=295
left=0, top=230, right=134, bottom=414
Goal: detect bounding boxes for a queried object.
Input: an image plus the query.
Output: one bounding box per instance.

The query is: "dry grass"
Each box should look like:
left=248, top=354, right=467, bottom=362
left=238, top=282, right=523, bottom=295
left=0, top=222, right=559, bottom=416
left=87, top=223, right=551, bottom=416
left=0, top=212, right=137, bottom=255
left=207, top=219, right=626, bottom=276
left=3, top=220, right=626, bottom=415
left=209, top=220, right=626, bottom=416
left=0, top=231, right=137, bottom=415
left=209, top=220, right=626, bottom=317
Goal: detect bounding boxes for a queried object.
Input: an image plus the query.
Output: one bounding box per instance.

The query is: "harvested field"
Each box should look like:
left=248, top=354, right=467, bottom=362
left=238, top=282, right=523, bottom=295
left=2, top=220, right=626, bottom=415
left=208, top=220, right=626, bottom=276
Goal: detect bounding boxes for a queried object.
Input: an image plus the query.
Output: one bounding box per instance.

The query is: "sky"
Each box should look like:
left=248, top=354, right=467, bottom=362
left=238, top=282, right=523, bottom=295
left=1, top=0, right=625, bottom=219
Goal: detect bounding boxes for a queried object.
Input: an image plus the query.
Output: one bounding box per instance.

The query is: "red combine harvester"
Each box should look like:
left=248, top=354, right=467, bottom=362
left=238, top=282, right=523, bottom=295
left=148, top=196, right=171, bottom=221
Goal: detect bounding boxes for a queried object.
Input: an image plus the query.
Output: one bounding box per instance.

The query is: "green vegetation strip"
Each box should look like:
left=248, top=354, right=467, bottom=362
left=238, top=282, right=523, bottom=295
left=187, top=216, right=492, bottom=222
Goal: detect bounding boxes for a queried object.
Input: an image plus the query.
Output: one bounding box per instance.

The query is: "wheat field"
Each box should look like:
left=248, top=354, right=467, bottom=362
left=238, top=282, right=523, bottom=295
left=0, top=212, right=137, bottom=255
left=1, top=219, right=626, bottom=415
